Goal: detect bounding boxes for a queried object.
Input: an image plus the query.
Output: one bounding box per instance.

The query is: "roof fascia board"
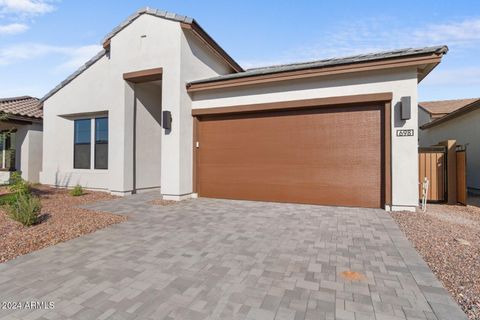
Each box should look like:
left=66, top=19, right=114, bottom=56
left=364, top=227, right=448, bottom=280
left=187, top=55, right=442, bottom=92
left=3, top=115, right=41, bottom=124
left=180, top=21, right=243, bottom=72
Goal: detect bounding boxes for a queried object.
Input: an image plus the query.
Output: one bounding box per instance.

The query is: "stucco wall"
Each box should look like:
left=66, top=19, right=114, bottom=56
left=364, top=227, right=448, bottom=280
left=172, top=29, right=234, bottom=198
left=21, top=124, right=43, bottom=183
left=420, top=108, right=480, bottom=190
left=418, top=107, right=432, bottom=128
left=40, top=14, right=182, bottom=193
left=11, top=123, right=43, bottom=183
left=191, top=68, right=420, bottom=210
left=41, top=14, right=233, bottom=196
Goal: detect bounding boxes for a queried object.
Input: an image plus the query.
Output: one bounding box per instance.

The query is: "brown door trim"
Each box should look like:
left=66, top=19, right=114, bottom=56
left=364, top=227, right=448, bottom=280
left=123, top=67, right=163, bottom=83
left=192, top=92, right=393, bottom=116
left=384, top=102, right=392, bottom=206
left=193, top=96, right=392, bottom=209
left=192, top=117, right=199, bottom=194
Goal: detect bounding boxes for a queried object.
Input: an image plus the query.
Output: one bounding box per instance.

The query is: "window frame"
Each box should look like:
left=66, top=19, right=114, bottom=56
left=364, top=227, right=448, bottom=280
left=73, top=118, right=92, bottom=170
left=94, top=117, right=109, bottom=170
left=72, top=115, right=109, bottom=171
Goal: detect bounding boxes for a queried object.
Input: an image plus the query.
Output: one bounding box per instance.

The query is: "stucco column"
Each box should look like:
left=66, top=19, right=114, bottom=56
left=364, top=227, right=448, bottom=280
left=109, top=82, right=135, bottom=195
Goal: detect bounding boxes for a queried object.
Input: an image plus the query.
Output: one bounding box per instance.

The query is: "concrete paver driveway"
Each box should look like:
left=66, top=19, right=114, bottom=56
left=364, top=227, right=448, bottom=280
left=0, top=194, right=466, bottom=320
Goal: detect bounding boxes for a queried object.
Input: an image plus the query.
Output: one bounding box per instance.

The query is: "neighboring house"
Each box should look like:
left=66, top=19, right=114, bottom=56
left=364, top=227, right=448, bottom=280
left=0, top=96, right=43, bottom=183
left=39, top=7, right=448, bottom=211
left=419, top=98, right=480, bottom=194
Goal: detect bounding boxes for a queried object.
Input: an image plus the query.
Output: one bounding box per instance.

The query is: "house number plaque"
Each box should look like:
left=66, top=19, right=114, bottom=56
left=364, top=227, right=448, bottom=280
left=396, top=129, right=414, bottom=137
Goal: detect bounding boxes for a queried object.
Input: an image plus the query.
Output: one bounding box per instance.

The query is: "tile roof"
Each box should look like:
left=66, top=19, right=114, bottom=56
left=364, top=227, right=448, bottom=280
left=102, top=7, right=194, bottom=45
left=189, top=45, right=448, bottom=85
left=419, top=97, right=480, bottom=118
left=0, top=96, right=43, bottom=120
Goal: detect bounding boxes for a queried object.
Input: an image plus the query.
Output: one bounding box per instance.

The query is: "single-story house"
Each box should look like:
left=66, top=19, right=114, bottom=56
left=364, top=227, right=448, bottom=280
left=0, top=96, right=43, bottom=184
left=419, top=98, right=480, bottom=194
left=39, top=7, right=448, bottom=211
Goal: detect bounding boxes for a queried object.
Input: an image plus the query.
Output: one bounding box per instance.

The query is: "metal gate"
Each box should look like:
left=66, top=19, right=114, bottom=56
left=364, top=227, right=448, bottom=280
left=419, top=146, right=447, bottom=202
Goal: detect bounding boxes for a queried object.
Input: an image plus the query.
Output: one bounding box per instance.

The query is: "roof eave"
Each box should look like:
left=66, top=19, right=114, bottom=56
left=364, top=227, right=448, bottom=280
left=418, top=104, right=433, bottom=115
left=1, top=114, right=43, bottom=123
left=187, top=51, right=446, bottom=93
left=417, top=60, right=441, bottom=83
left=180, top=20, right=243, bottom=72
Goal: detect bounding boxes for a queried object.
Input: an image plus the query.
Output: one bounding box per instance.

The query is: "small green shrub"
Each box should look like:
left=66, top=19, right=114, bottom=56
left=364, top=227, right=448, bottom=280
left=0, top=193, right=18, bottom=206
left=7, top=192, right=41, bottom=227
left=70, top=185, right=84, bottom=197
left=9, top=172, right=31, bottom=195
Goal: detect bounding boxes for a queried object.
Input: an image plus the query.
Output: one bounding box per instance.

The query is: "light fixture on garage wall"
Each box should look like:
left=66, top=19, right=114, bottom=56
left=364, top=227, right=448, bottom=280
left=401, top=96, right=411, bottom=120
left=162, top=110, right=172, bottom=131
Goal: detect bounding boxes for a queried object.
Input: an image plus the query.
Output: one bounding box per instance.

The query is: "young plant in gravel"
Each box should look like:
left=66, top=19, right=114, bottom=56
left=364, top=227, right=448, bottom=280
left=7, top=192, right=42, bottom=227
left=70, top=185, right=84, bottom=197
left=9, top=172, right=31, bottom=195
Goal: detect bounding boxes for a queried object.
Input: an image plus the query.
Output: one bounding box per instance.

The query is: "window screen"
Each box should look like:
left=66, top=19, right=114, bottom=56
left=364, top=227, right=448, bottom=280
left=95, top=117, right=108, bottom=169
left=74, top=119, right=91, bottom=169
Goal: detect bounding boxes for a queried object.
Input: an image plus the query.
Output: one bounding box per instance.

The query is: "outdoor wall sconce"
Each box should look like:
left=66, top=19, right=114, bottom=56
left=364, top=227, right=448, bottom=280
left=401, top=96, right=411, bottom=120
left=162, top=110, right=172, bottom=130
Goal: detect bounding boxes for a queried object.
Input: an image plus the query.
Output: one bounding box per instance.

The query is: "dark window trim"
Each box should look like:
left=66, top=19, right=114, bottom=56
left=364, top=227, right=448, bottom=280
left=94, top=117, right=109, bottom=170
left=73, top=118, right=91, bottom=169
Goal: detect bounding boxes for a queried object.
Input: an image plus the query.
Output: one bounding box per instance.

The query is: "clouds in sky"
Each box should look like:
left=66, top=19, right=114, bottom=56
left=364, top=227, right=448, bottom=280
left=239, top=16, right=480, bottom=99
left=241, top=17, right=480, bottom=68
left=0, top=0, right=101, bottom=71
left=0, top=43, right=102, bottom=70
left=0, top=0, right=102, bottom=97
left=0, top=0, right=55, bottom=17
left=0, top=0, right=56, bottom=35
left=0, top=22, right=27, bottom=34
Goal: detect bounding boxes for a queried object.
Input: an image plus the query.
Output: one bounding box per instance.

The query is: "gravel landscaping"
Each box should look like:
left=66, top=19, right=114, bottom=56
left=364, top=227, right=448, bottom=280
left=0, top=185, right=126, bottom=263
left=391, top=196, right=480, bottom=320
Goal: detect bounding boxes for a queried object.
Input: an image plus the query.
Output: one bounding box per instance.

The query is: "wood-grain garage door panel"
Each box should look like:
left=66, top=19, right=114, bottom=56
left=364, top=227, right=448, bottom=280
left=197, top=105, right=383, bottom=208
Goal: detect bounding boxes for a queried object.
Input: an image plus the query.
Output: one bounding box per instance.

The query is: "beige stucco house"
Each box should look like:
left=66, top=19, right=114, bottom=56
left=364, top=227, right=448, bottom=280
left=419, top=98, right=480, bottom=194
left=39, top=7, right=448, bottom=211
left=0, top=96, right=43, bottom=184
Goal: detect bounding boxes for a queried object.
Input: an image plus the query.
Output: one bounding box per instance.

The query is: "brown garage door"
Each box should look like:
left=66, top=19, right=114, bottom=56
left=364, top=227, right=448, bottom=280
left=196, top=104, right=384, bottom=208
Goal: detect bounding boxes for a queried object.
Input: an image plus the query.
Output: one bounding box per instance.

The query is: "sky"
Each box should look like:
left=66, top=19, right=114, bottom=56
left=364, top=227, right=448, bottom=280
left=0, top=0, right=479, bottom=101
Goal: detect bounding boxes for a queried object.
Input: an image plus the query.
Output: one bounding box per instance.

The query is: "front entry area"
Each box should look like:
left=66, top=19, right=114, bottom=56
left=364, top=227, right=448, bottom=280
left=195, top=103, right=386, bottom=208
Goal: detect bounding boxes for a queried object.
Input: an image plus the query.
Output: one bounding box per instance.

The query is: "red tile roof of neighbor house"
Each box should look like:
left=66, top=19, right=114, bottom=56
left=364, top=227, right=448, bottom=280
left=419, top=98, right=480, bottom=119
left=0, top=96, right=43, bottom=120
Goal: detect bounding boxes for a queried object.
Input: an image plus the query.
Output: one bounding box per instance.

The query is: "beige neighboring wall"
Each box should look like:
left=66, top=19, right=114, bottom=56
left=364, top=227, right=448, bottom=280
left=420, top=108, right=480, bottom=191
left=418, top=107, right=432, bottom=127
left=19, top=124, right=43, bottom=183
left=191, top=67, right=421, bottom=211
left=0, top=122, right=43, bottom=184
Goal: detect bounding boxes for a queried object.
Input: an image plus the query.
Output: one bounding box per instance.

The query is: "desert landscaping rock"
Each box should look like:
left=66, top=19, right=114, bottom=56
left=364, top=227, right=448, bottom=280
left=0, top=186, right=126, bottom=263
left=391, top=198, right=480, bottom=320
